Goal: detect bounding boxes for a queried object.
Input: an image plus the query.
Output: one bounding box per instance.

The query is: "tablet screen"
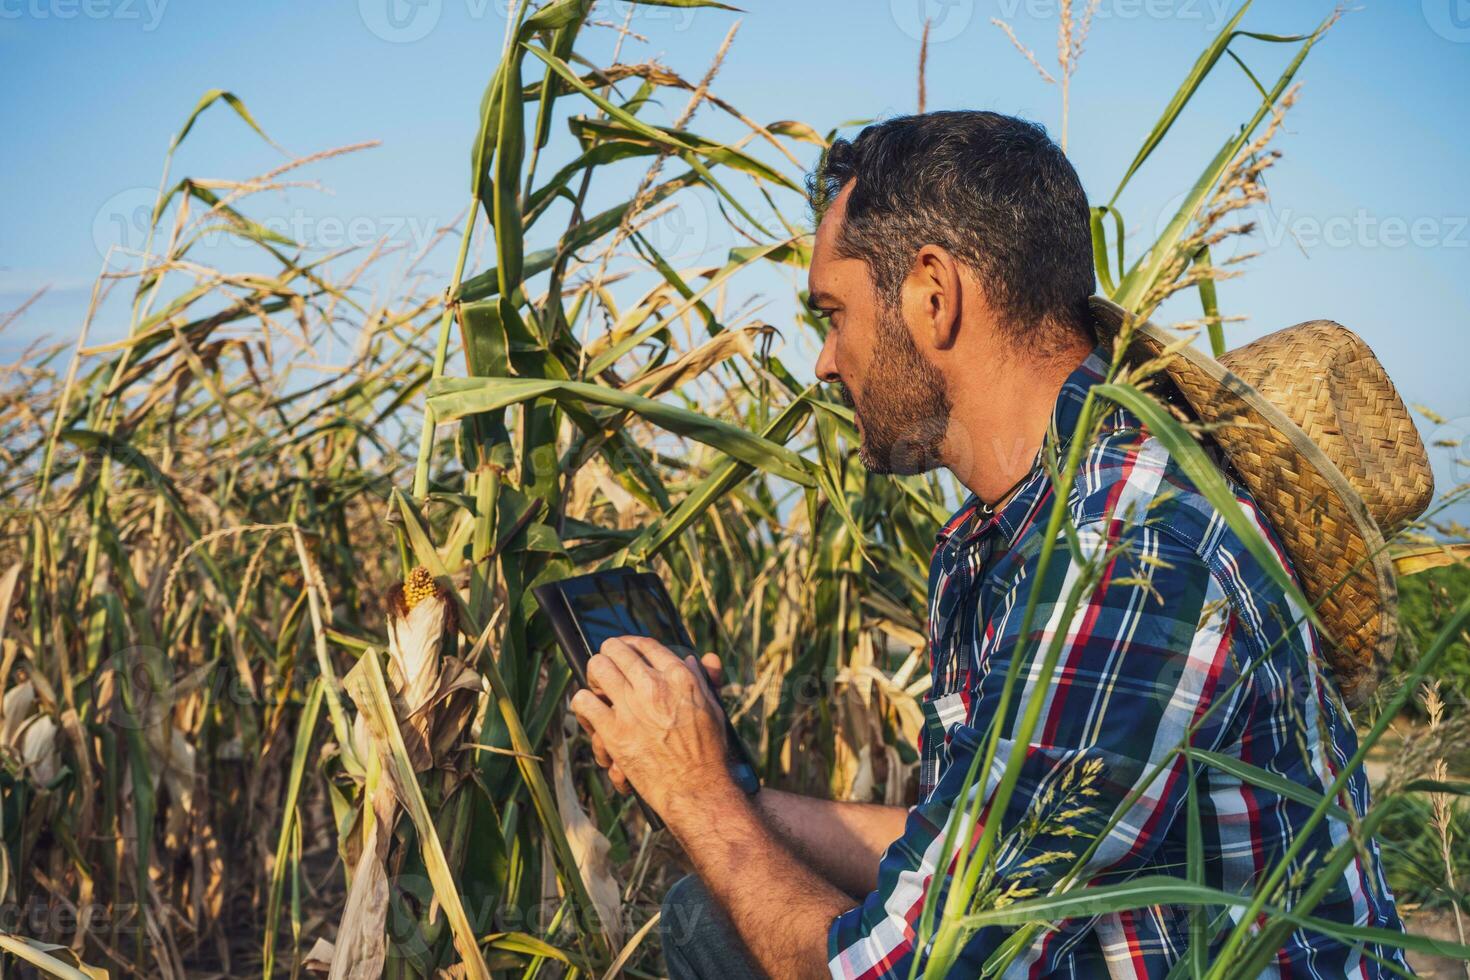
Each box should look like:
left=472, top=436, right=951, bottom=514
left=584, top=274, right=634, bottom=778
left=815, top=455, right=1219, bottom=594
left=563, top=571, right=693, bottom=663
left=538, top=568, right=761, bottom=797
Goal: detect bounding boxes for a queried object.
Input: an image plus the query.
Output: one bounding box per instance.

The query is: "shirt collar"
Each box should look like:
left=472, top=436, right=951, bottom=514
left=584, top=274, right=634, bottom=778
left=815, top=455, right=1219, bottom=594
left=935, top=343, right=1112, bottom=547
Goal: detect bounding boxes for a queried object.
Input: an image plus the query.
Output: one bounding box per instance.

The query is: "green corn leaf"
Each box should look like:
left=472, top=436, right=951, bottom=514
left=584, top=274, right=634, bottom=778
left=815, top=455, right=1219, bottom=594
left=570, top=116, right=800, bottom=191
left=493, top=43, right=527, bottom=295
left=1185, top=756, right=1207, bottom=979
left=456, top=173, right=700, bottom=304
left=172, top=88, right=274, bottom=150
left=620, top=396, right=813, bottom=564
left=1194, top=247, right=1224, bottom=356
left=585, top=238, right=795, bottom=375
left=1090, top=206, right=1120, bottom=297
left=428, top=376, right=815, bottom=487
left=1092, top=382, right=1322, bottom=633
left=953, top=874, right=1470, bottom=960
left=521, top=43, right=696, bottom=153
left=1106, top=2, right=1252, bottom=206
left=1186, top=747, right=1353, bottom=824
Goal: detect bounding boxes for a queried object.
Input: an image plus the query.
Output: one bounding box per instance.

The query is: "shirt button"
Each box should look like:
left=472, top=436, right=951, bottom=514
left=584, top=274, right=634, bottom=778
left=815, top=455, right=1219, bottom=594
left=941, top=542, right=958, bottom=575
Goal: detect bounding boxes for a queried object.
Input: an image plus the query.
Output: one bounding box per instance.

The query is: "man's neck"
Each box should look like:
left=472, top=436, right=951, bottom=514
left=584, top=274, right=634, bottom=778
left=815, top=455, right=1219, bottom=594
left=941, top=343, right=1091, bottom=507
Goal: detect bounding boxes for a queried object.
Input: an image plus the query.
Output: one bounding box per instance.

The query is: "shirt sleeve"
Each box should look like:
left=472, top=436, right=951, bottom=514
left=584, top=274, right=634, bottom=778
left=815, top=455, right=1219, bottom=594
left=827, top=519, right=1248, bottom=980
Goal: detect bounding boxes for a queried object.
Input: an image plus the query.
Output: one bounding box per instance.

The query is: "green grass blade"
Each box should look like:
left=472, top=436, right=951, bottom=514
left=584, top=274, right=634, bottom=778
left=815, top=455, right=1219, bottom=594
left=263, top=678, right=325, bottom=978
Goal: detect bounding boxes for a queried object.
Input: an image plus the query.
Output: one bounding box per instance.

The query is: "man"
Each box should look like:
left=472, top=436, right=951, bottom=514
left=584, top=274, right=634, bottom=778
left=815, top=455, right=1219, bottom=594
left=569, top=112, right=1410, bottom=978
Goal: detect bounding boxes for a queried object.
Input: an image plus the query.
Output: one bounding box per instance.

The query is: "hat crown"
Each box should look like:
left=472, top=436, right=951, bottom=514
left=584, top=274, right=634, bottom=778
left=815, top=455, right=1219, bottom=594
left=1087, top=295, right=1432, bottom=702
left=1218, top=321, right=1434, bottom=533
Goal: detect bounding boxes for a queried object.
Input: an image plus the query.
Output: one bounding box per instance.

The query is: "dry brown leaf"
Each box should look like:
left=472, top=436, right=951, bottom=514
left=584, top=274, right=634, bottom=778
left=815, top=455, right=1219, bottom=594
left=302, top=936, right=336, bottom=975
left=551, top=743, right=624, bottom=949
left=327, top=794, right=392, bottom=980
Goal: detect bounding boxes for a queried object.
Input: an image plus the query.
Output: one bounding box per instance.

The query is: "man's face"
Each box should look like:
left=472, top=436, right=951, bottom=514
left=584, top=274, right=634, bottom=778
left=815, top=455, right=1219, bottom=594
left=809, top=185, right=951, bottom=475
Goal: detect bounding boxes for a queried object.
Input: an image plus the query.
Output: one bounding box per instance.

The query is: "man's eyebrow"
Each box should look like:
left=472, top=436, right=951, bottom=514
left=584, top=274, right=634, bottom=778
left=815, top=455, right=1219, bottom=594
left=805, top=291, right=838, bottom=311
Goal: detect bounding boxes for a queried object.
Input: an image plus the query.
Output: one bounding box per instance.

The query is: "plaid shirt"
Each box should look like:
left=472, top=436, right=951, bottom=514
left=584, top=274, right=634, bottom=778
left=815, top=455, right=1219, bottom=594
left=827, top=348, right=1409, bottom=979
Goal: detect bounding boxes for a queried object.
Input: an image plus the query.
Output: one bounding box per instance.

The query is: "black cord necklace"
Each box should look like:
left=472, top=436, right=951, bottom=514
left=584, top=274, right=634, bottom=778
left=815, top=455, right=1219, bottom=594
left=975, top=464, right=1039, bottom=520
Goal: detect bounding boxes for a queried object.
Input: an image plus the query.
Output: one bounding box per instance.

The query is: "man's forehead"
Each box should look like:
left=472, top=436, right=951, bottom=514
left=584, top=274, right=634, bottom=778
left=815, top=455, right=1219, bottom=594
left=813, top=181, right=853, bottom=251
left=808, top=182, right=852, bottom=295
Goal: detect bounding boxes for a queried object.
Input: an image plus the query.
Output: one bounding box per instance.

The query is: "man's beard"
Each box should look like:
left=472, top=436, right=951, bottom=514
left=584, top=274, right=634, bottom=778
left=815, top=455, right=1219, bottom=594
left=842, top=305, right=951, bottom=475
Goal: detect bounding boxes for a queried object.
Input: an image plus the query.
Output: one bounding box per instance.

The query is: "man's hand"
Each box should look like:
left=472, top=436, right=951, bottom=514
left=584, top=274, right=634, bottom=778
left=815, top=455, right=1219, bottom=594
left=569, top=637, right=735, bottom=821
left=578, top=648, right=723, bottom=797
left=572, top=640, right=852, bottom=978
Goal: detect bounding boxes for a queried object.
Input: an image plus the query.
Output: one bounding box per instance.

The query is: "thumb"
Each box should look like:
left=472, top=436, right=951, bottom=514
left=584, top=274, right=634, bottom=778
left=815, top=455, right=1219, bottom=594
left=699, top=652, right=723, bottom=688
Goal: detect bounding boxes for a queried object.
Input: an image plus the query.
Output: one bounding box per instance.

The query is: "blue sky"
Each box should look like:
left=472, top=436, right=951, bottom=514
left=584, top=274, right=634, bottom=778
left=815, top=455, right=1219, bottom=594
left=2, top=0, right=1467, bottom=510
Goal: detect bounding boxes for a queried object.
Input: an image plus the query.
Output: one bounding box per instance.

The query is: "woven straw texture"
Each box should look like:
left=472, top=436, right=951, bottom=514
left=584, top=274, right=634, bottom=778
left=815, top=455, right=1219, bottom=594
left=1089, top=297, right=1434, bottom=702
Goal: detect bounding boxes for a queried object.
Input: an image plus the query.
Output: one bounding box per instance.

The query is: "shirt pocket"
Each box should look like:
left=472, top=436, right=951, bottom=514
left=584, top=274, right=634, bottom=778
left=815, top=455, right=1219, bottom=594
left=919, top=690, right=969, bottom=794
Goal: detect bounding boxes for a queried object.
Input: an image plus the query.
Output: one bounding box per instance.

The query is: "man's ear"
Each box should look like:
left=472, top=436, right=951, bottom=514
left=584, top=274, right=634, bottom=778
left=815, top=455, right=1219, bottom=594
left=907, top=244, right=963, bottom=351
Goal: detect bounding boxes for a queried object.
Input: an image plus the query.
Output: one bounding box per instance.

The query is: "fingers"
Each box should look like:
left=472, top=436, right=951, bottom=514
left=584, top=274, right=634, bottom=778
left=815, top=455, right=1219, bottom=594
left=585, top=644, right=634, bottom=702
left=569, top=688, right=613, bottom=733
left=597, top=637, right=661, bottom=696
left=700, top=652, right=722, bottom=688
left=616, top=634, right=684, bottom=672
left=684, top=656, right=721, bottom=709
left=574, top=697, right=628, bottom=793
left=574, top=697, right=631, bottom=795
left=609, top=764, right=630, bottom=795
left=590, top=731, right=613, bottom=770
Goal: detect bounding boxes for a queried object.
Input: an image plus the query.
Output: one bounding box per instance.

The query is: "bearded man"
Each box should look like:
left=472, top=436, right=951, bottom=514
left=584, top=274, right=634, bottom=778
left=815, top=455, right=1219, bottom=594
left=569, top=111, right=1413, bottom=978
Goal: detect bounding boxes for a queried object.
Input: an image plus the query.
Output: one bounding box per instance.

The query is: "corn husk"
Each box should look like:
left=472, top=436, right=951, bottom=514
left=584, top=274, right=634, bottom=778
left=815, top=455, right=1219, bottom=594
left=16, top=714, right=60, bottom=786
left=386, top=574, right=450, bottom=715
left=2, top=681, right=60, bottom=787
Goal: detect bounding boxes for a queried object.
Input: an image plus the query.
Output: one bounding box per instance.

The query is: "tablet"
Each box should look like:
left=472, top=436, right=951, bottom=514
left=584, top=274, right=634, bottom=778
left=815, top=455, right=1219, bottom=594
left=533, top=568, right=761, bottom=826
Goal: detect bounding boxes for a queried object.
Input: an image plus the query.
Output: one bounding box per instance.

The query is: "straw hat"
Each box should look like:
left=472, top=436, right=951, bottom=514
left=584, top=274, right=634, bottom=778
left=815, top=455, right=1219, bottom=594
left=1089, top=296, right=1434, bottom=703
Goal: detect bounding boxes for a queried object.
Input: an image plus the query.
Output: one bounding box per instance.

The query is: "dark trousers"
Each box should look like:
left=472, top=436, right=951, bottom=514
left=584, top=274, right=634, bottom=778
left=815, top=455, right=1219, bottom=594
left=660, top=875, right=767, bottom=980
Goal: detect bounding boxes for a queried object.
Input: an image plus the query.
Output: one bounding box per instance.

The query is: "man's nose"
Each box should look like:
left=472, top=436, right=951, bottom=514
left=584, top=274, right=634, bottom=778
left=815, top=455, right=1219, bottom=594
left=814, top=332, right=841, bottom=385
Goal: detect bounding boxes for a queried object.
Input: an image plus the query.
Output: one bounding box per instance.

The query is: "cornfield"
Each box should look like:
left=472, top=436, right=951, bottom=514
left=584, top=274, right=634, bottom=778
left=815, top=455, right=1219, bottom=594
left=0, top=0, right=1466, bottom=977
